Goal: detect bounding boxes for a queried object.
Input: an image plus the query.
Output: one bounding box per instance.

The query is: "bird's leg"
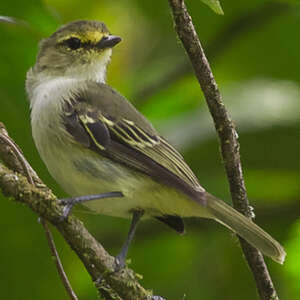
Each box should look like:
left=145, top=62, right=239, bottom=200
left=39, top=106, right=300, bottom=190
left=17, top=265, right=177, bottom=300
left=59, top=192, right=124, bottom=219
left=115, top=209, right=144, bottom=270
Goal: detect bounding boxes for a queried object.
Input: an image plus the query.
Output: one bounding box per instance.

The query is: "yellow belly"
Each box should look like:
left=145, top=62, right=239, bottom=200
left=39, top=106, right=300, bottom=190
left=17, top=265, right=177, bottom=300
left=38, top=141, right=210, bottom=219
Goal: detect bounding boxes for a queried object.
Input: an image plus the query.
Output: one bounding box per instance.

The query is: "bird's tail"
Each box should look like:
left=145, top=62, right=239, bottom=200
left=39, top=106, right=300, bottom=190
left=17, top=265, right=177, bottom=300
left=204, top=193, right=286, bottom=264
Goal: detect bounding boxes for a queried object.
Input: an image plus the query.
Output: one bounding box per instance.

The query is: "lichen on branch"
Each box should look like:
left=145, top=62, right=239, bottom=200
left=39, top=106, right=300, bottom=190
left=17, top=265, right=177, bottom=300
left=0, top=124, right=155, bottom=300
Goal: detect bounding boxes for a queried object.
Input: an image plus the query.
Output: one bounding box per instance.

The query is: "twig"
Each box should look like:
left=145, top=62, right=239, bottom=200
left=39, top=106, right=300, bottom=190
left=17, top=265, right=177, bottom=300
left=134, top=1, right=292, bottom=103
left=41, top=219, right=79, bottom=300
left=167, top=1, right=279, bottom=300
left=0, top=162, right=153, bottom=299
left=0, top=123, right=34, bottom=183
left=0, top=123, right=78, bottom=300
left=0, top=125, right=155, bottom=300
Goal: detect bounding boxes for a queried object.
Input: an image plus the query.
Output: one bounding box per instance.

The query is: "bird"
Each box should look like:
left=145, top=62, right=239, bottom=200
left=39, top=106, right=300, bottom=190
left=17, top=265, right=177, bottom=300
left=26, top=20, right=286, bottom=268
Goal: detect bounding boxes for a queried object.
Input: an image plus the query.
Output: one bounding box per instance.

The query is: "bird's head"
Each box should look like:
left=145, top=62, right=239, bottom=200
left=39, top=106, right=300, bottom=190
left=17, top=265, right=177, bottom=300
left=34, top=20, right=121, bottom=82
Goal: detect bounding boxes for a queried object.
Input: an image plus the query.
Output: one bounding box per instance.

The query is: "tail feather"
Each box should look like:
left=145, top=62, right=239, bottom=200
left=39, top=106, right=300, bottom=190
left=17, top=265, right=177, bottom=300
left=205, top=193, right=286, bottom=264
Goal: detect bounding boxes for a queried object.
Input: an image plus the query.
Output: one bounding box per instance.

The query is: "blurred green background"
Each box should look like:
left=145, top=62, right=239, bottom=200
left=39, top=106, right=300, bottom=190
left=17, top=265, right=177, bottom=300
left=1, top=0, right=300, bottom=299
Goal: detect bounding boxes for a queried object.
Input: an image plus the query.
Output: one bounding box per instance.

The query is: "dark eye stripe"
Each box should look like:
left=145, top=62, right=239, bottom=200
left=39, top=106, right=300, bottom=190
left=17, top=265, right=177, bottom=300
left=61, top=37, right=109, bottom=51
left=64, top=37, right=82, bottom=50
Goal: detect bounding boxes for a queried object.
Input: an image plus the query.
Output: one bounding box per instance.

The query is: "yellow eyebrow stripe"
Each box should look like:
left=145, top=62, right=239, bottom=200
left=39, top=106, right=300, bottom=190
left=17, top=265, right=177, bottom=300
left=58, top=32, right=108, bottom=43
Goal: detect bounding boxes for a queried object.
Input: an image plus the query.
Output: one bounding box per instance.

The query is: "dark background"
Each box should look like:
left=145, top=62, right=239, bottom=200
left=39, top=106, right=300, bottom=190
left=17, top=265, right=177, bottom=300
left=0, top=0, right=299, bottom=299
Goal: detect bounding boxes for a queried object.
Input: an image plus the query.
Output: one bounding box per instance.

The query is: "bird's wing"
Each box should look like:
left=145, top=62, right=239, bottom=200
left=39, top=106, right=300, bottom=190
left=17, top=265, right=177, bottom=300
left=62, top=82, right=205, bottom=204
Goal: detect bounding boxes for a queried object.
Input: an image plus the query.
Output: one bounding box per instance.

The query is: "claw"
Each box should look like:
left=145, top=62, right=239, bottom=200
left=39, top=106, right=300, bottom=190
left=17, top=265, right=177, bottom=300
left=114, top=254, right=127, bottom=271
left=62, top=203, right=73, bottom=219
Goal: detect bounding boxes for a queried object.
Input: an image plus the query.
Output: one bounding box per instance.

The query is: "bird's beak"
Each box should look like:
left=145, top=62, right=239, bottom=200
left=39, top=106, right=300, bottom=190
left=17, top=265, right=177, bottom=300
left=96, top=35, right=122, bottom=50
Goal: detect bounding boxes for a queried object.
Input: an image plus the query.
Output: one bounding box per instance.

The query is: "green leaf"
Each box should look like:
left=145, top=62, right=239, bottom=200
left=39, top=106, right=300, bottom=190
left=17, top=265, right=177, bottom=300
left=201, top=0, right=224, bottom=15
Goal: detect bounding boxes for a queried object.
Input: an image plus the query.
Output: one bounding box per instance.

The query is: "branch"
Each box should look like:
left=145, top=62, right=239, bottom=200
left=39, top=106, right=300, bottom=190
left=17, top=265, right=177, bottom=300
left=0, top=123, right=78, bottom=300
left=134, top=1, right=292, bottom=103
left=167, top=1, right=279, bottom=300
left=41, top=219, right=79, bottom=300
left=0, top=123, right=156, bottom=300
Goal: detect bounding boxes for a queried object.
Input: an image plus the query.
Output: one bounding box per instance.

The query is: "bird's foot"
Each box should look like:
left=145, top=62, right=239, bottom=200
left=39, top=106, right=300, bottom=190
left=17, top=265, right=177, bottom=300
left=93, top=255, right=129, bottom=287
left=58, top=192, right=123, bottom=220
left=112, top=210, right=144, bottom=270
left=114, top=252, right=128, bottom=271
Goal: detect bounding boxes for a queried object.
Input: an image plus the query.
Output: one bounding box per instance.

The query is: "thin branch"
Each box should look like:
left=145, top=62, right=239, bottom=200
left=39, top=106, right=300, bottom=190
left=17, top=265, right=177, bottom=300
left=41, top=219, right=79, bottom=300
left=0, top=125, right=155, bottom=300
left=167, top=1, right=279, bottom=300
left=0, top=123, right=78, bottom=300
left=134, top=1, right=292, bottom=103
left=0, top=123, right=35, bottom=183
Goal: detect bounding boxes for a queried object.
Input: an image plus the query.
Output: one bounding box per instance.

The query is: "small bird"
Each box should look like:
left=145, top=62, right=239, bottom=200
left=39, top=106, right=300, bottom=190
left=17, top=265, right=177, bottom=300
left=26, top=20, right=286, bottom=267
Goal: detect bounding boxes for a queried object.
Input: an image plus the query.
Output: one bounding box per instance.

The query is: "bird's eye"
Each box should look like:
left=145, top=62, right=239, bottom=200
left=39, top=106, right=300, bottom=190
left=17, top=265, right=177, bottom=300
left=65, top=37, right=82, bottom=50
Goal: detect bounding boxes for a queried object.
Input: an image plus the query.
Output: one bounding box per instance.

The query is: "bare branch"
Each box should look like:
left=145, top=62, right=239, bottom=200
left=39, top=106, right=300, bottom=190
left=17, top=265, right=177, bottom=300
left=167, top=1, right=280, bottom=299
left=0, top=122, right=79, bottom=300
left=134, top=2, right=292, bottom=103
left=0, top=125, right=156, bottom=300
left=0, top=122, right=35, bottom=182
left=41, top=219, right=79, bottom=300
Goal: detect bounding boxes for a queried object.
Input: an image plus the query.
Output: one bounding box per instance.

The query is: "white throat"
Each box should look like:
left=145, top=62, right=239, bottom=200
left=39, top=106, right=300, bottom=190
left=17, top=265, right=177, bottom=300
left=26, top=48, right=112, bottom=100
left=66, top=48, right=112, bottom=83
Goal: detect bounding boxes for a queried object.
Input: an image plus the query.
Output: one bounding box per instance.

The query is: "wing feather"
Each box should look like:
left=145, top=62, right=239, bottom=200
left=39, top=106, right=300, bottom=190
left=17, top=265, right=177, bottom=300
left=62, top=84, right=206, bottom=204
left=81, top=111, right=204, bottom=193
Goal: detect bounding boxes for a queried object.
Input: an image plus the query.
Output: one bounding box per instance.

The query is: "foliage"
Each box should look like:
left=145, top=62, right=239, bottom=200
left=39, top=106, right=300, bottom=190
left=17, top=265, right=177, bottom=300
left=0, top=0, right=299, bottom=299
left=201, top=0, right=224, bottom=15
